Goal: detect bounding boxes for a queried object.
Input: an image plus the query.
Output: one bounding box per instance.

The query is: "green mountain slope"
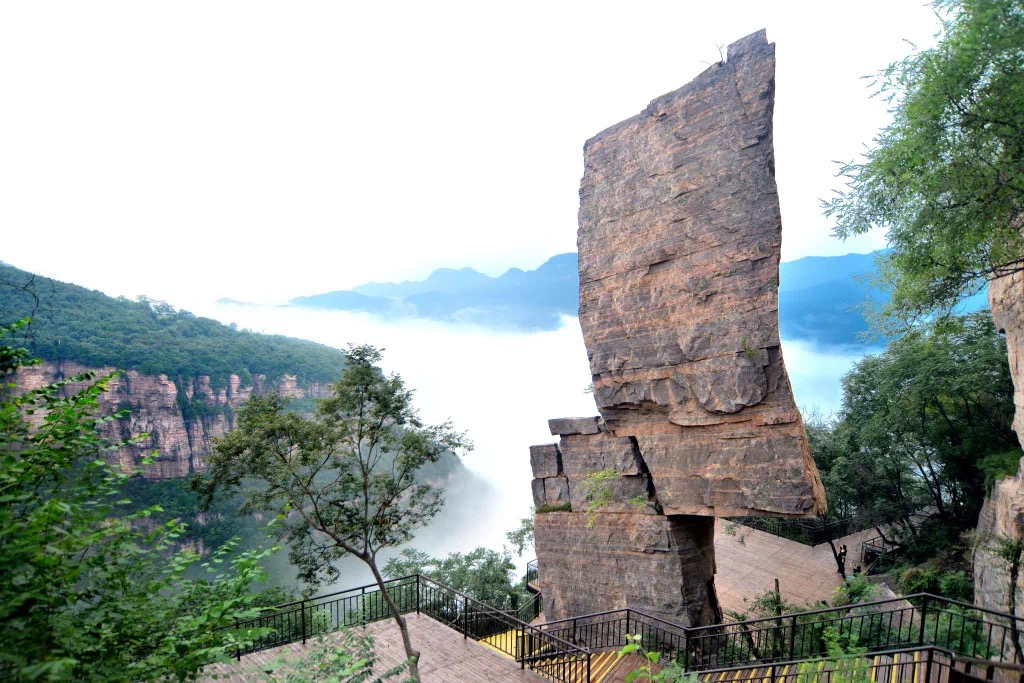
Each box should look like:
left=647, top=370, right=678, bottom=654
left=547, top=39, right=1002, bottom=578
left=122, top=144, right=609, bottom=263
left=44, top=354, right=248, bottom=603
left=0, top=262, right=346, bottom=386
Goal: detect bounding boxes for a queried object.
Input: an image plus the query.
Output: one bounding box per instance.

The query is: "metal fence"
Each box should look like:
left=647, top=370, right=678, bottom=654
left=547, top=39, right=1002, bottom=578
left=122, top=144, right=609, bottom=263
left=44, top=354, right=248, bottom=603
left=694, top=645, right=955, bottom=683
left=536, top=607, right=687, bottom=662
left=221, top=573, right=590, bottom=683
left=723, top=515, right=863, bottom=547
left=222, top=576, right=1024, bottom=683
left=526, top=558, right=538, bottom=586
left=683, top=593, right=1024, bottom=671
left=524, top=593, right=1024, bottom=675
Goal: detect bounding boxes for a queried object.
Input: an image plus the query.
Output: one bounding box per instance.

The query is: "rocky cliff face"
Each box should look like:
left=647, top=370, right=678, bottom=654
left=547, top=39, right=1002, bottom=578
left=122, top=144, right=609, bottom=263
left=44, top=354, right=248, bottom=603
left=15, top=361, right=330, bottom=479
left=975, top=271, right=1024, bottom=614
left=531, top=30, right=825, bottom=627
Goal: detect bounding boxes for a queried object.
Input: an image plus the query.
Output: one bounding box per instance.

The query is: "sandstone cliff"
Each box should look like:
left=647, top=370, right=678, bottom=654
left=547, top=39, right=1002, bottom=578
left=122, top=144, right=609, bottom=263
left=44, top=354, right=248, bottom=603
left=14, top=360, right=330, bottom=479
left=975, top=271, right=1024, bottom=614
left=530, top=30, right=825, bottom=627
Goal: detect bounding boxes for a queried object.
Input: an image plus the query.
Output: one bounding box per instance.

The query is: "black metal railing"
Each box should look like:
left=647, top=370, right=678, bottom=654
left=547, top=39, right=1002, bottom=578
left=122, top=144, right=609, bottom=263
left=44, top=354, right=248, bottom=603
left=223, top=574, right=1024, bottom=683
left=695, top=645, right=956, bottom=683
left=222, top=574, right=589, bottom=682
left=526, top=559, right=538, bottom=586
left=861, top=534, right=902, bottom=574
left=537, top=608, right=687, bottom=663
left=229, top=574, right=420, bottom=656
left=419, top=576, right=590, bottom=680
left=517, top=591, right=542, bottom=623
left=723, top=515, right=865, bottom=547
left=682, top=593, right=1024, bottom=671
left=526, top=593, right=1024, bottom=675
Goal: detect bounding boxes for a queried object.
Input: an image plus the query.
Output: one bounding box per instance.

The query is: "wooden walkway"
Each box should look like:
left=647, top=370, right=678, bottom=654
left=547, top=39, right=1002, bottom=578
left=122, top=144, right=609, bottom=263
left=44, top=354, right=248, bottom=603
left=202, top=612, right=546, bottom=682
left=714, top=520, right=882, bottom=615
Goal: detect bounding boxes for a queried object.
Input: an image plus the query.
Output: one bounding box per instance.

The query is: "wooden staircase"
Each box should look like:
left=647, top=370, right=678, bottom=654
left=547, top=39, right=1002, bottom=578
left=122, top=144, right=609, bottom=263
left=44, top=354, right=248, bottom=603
left=478, top=630, right=652, bottom=683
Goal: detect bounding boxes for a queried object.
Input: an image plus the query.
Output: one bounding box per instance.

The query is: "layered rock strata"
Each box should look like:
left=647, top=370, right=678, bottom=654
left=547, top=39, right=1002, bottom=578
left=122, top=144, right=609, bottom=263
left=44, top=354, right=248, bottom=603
left=532, top=417, right=719, bottom=625
left=14, top=361, right=329, bottom=479
left=531, top=30, right=824, bottom=626
left=974, top=271, right=1024, bottom=615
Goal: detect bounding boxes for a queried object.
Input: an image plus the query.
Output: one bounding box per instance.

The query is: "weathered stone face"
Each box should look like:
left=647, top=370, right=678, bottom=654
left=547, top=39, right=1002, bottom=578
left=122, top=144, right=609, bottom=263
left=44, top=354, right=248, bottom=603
left=531, top=30, right=826, bottom=627
left=535, top=511, right=719, bottom=626
left=13, top=361, right=328, bottom=479
left=576, top=29, right=824, bottom=518
left=974, top=271, right=1024, bottom=619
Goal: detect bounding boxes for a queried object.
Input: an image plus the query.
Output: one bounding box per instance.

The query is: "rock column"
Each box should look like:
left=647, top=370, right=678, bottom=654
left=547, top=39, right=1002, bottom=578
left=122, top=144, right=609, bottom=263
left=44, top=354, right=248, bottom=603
left=531, top=30, right=825, bottom=627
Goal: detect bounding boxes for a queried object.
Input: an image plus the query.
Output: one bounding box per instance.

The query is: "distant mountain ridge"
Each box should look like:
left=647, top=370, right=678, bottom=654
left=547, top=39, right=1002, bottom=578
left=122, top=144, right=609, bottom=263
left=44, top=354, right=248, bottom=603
left=286, top=251, right=988, bottom=346
left=291, top=253, right=579, bottom=331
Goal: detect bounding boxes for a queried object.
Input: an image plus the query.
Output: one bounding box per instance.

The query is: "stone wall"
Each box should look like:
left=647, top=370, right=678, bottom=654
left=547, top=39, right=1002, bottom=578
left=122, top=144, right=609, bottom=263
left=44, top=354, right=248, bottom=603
left=531, top=30, right=824, bottom=627
left=532, top=417, right=719, bottom=625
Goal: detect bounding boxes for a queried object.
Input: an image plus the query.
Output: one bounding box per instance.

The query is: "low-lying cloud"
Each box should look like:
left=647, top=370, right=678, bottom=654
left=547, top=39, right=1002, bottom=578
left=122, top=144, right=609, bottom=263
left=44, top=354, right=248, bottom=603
left=195, top=302, right=870, bottom=584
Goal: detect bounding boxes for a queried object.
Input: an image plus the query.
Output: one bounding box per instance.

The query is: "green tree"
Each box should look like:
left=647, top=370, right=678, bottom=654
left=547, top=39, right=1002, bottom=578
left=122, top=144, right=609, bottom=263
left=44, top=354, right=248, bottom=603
left=383, top=547, right=529, bottom=611
left=821, top=313, right=1014, bottom=555
left=0, top=320, right=275, bottom=681
left=505, top=512, right=535, bottom=556
left=826, top=0, right=1024, bottom=330
left=195, top=345, right=471, bottom=682
left=253, top=628, right=407, bottom=682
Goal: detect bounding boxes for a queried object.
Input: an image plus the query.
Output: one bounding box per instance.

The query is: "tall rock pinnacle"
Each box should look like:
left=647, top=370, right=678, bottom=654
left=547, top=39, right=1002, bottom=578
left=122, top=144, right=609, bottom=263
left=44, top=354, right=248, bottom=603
left=530, top=30, right=826, bottom=627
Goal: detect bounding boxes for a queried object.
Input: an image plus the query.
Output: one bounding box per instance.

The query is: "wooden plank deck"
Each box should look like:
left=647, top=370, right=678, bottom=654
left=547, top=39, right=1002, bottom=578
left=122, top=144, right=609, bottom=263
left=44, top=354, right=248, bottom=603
left=202, top=612, right=547, bottom=682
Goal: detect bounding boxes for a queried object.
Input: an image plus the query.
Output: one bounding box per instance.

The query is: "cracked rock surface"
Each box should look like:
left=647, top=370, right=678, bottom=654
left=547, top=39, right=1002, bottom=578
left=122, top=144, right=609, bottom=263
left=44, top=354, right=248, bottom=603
left=531, top=30, right=825, bottom=626
left=577, top=29, right=824, bottom=518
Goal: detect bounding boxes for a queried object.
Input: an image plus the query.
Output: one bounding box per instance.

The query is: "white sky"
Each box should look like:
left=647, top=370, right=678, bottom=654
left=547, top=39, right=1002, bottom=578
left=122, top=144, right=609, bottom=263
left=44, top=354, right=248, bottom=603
left=1, top=1, right=941, bottom=308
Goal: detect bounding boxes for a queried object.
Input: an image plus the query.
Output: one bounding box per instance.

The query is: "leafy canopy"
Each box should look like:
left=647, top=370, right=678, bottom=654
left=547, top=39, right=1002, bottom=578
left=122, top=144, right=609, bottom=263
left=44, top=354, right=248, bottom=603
left=383, top=547, right=529, bottom=611
left=812, top=313, right=1015, bottom=548
left=0, top=262, right=346, bottom=387
left=825, top=0, right=1024, bottom=329
left=0, top=320, right=275, bottom=682
left=196, top=344, right=472, bottom=586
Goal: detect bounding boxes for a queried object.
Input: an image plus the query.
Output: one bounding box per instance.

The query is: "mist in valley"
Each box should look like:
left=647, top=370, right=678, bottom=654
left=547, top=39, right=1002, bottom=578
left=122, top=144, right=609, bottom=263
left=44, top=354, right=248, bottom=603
left=191, top=301, right=871, bottom=593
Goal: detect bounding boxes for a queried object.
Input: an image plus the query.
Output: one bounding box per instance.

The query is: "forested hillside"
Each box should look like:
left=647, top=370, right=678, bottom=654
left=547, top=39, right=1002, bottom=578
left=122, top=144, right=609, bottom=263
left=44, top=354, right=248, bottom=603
left=0, top=262, right=345, bottom=386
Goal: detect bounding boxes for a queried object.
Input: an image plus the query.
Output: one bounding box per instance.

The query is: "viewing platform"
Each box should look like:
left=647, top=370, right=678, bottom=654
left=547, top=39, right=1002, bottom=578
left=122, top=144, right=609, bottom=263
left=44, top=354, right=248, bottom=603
left=203, top=612, right=548, bottom=682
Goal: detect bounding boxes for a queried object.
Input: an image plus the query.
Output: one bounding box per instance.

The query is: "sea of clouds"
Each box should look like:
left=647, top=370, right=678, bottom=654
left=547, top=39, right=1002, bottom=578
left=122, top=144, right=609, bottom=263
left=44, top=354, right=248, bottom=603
left=191, top=302, right=875, bottom=587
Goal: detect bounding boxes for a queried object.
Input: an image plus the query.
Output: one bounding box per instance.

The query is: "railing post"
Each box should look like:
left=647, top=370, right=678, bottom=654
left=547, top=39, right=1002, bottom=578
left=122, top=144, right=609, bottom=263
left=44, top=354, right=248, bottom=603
left=683, top=628, right=690, bottom=670
left=789, top=615, right=798, bottom=659
left=235, top=619, right=241, bottom=661
left=416, top=575, right=421, bottom=615
left=918, top=595, right=928, bottom=646
left=463, top=598, right=468, bottom=640
left=626, top=611, right=631, bottom=643
left=588, top=652, right=592, bottom=682
left=924, top=646, right=933, bottom=683
left=301, top=599, right=307, bottom=645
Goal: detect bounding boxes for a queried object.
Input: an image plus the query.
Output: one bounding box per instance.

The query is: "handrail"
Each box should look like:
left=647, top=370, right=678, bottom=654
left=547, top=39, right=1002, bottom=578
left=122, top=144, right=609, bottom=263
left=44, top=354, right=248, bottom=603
left=539, top=607, right=687, bottom=632
left=229, top=576, right=1024, bottom=681
left=226, top=572, right=590, bottom=682
left=689, top=592, right=1024, bottom=632
left=695, top=644, right=948, bottom=677
left=269, top=573, right=420, bottom=610
left=418, top=574, right=588, bottom=656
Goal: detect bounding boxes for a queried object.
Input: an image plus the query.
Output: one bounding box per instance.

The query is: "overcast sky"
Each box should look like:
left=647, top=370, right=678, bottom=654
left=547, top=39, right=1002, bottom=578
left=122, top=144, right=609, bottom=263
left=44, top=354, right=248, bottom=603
left=1, top=1, right=941, bottom=307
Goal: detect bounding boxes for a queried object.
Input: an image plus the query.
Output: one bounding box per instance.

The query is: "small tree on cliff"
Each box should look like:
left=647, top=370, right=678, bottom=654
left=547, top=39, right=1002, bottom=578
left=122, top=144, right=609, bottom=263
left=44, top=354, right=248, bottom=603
left=825, top=0, right=1024, bottom=332
left=195, top=345, right=471, bottom=681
